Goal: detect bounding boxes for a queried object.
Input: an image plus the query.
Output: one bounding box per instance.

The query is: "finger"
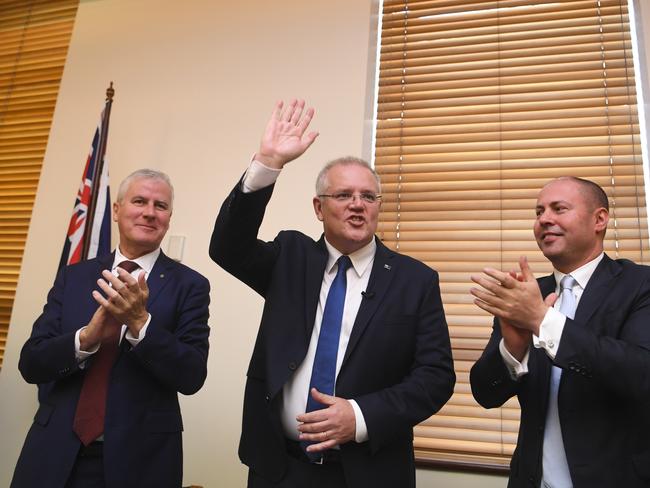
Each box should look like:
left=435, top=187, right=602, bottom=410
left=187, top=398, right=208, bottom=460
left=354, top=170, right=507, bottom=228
left=473, top=297, right=503, bottom=317
left=271, top=100, right=284, bottom=120
left=289, top=99, right=305, bottom=125
left=282, top=99, right=297, bottom=122
left=296, top=107, right=314, bottom=134
left=101, top=269, right=125, bottom=290
left=97, top=277, right=121, bottom=298
left=305, top=438, right=338, bottom=453
left=519, top=255, right=536, bottom=281
left=297, top=419, right=330, bottom=434
left=138, top=270, right=148, bottom=293
left=482, top=267, right=509, bottom=284
left=470, top=288, right=507, bottom=310
left=115, top=267, right=138, bottom=287
left=92, top=289, right=109, bottom=308
left=544, top=292, right=558, bottom=307
left=296, top=408, right=329, bottom=424
left=470, top=275, right=503, bottom=296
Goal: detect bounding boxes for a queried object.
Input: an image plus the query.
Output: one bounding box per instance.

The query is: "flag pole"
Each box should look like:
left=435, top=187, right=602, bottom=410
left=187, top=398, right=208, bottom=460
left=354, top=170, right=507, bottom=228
left=81, top=82, right=114, bottom=259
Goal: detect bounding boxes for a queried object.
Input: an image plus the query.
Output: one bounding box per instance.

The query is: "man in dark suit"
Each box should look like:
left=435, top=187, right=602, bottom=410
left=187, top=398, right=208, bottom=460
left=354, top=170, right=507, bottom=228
left=470, top=176, right=650, bottom=487
left=209, top=99, right=455, bottom=488
left=12, top=169, right=210, bottom=488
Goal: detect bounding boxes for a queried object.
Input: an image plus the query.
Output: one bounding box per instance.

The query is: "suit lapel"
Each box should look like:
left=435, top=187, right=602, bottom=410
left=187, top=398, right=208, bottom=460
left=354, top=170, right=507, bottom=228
left=534, top=274, right=557, bottom=405
left=341, top=239, right=396, bottom=366
left=573, top=254, right=618, bottom=325
left=304, top=237, right=329, bottom=340
left=147, top=251, right=176, bottom=307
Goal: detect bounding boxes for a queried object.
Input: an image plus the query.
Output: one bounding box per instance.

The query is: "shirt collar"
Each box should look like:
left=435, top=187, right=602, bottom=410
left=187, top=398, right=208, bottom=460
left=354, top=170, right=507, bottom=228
left=324, top=238, right=376, bottom=277
left=552, top=252, right=604, bottom=290
left=113, top=246, right=161, bottom=275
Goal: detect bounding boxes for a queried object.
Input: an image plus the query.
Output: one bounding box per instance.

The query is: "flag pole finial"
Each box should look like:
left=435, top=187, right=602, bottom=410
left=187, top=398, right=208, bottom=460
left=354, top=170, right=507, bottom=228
left=106, top=81, right=114, bottom=101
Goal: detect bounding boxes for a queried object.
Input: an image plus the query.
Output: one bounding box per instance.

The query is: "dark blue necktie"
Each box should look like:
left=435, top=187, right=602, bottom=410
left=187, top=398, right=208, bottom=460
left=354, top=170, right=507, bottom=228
left=306, top=255, right=351, bottom=412
left=302, top=255, right=351, bottom=460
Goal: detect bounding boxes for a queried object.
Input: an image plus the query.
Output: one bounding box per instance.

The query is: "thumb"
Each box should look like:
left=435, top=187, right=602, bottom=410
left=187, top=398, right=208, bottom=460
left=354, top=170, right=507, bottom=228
left=544, top=292, right=558, bottom=307
left=310, top=388, right=335, bottom=406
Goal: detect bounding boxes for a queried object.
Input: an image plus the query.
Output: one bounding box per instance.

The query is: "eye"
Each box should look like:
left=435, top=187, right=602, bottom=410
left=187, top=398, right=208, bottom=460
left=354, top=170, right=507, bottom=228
left=132, top=198, right=145, bottom=205
left=333, top=192, right=352, bottom=201
left=155, top=202, right=169, bottom=210
left=360, top=193, right=378, bottom=203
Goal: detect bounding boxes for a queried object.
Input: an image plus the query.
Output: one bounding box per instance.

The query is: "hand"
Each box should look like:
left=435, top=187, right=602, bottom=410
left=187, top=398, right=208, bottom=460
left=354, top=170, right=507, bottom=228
left=79, top=306, right=122, bottom=351
left=296, top=388, right=356, bottom=452
left=470, top=256, right=549, bottom=335
left=93, top=268, right=149, bottom=338
left=256, top=99, right=319, bottom=169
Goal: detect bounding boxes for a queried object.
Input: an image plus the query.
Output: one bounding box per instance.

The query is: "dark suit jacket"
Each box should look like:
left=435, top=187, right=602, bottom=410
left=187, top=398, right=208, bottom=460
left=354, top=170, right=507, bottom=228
left=209, top=181, right=455, bottom=488
left=470, top=255, right=650, bottom=487
left=11, top=251, right=210, bottom=488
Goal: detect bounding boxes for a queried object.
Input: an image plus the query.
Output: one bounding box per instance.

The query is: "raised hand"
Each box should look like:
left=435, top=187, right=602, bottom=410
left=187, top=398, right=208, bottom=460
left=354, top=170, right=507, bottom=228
left=256, top=99, right=319, bottom=169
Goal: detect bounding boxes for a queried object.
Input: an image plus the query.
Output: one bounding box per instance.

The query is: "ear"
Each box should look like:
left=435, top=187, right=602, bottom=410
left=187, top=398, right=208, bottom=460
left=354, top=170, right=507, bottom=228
left=112, top=201, right=119, bottom=222
left=594, top=207, right=609, bottom=234
left=313, top=196, right=324, bottom=221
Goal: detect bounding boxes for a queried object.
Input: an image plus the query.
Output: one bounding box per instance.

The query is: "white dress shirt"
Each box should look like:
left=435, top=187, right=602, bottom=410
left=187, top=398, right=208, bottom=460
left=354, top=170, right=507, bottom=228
left=242, top=159, right=372, bottom=443
left=74, top=246, right=160, bottom=361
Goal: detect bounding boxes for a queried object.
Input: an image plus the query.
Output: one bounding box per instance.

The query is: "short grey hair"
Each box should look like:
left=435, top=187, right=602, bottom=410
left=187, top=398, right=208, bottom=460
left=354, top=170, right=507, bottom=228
left=117, top=168, right=174, bottom=206
left=315, top=156, right=381, bottom=195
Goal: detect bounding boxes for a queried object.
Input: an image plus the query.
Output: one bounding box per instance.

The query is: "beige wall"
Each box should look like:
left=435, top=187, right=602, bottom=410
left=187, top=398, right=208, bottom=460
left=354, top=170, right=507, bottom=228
left=6, top=0, right=646, bottom=486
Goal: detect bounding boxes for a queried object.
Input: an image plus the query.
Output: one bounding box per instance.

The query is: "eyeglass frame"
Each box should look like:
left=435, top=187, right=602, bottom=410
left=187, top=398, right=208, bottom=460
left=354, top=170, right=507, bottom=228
left=317, top=192, right=383, bottom=204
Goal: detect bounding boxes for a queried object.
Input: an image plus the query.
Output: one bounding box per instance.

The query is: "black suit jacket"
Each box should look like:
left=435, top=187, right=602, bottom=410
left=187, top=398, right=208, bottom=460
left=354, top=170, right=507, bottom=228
left=209, top=181, right=455, bottom=487
left=11, top=251, right=210, bottom=488
left=470, top=255, right=650, bottom=487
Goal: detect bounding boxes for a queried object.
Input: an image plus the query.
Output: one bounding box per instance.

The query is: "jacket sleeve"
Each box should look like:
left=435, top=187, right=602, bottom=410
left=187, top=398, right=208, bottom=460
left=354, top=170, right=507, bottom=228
left=129, top=271, right=211, bottom=395
left=209, top=177, right=280, bottom=297
left=19, top=267, right=81, bottom=384
left=470, top=318, right=522, bottom=409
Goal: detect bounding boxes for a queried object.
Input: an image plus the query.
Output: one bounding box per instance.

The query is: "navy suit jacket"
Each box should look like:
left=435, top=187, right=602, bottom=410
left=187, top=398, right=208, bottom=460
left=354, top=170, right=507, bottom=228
left=470, top=255, right=650, bottom=487
left=209, top=181, right=455, bottom=488
left=11, top=251, right=210, bottom=488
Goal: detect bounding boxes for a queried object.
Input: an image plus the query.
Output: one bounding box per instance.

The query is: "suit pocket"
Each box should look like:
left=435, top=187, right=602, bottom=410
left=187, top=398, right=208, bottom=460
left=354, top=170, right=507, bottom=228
left=144, top=410, right=183, bottom=433
left=33, top=403, right=53, bottom=426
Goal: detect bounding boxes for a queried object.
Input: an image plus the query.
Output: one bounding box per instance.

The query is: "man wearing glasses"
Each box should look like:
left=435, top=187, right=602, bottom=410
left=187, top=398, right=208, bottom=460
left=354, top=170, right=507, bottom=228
left=209, top=99, right=454, bottom=488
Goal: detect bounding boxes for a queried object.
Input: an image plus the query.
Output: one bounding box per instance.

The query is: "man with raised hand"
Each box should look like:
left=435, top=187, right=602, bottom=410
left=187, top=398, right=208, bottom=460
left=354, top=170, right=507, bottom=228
left=210, top=99, right=454, bottom=488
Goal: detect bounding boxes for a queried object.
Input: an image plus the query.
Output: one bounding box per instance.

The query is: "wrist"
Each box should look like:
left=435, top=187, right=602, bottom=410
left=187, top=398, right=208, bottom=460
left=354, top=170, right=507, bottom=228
left=254, top=152, right=285, bottom=169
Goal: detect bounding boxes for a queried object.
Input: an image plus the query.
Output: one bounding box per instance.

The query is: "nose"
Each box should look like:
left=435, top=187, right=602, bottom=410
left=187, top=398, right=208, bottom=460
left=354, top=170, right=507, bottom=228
left=536, top=208, right=552, bottom=225
left=348, top=194, right=365, bottom=207
left=142, top=202, right=155, bottom=217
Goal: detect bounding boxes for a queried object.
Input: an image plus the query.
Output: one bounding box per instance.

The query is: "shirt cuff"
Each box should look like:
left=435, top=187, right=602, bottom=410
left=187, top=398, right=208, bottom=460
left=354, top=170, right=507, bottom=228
left=125, top=313, right=152, bottom=347
left=349, top=399, right=369, bottom=443
left=241, top=158, right=282, bottom=193
left=75, top=327, right=100, bottom=365
left=499, top=338, right=530, bottom=379
left=533, top=307, right=566, bottom=360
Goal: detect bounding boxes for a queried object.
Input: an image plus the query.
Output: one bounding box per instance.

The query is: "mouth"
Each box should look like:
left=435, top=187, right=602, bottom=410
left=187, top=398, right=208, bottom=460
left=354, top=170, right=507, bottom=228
left=347, top=215, right=365, bottom=226
left=540, top=231, right=563, bottom=243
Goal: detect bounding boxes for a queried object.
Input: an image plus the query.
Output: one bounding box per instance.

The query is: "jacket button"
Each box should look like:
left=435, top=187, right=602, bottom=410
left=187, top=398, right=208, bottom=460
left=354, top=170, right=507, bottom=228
left=288, top=362, right=297, bottom=371
left=265, top=394, right=271, bottom=402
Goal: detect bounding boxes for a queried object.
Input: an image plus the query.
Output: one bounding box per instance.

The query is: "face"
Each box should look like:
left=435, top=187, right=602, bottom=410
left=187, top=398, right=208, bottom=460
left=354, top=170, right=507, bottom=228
left=113, top=177, right=172, bottom=259
left=313, top=164, right=381, bottom=255
left=533, top=179, right=608, bottom=273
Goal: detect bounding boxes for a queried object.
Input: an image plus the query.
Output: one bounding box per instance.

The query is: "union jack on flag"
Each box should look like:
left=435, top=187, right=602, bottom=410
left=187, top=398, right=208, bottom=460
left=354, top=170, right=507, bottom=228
left=58, top=110, right=112, bottom=271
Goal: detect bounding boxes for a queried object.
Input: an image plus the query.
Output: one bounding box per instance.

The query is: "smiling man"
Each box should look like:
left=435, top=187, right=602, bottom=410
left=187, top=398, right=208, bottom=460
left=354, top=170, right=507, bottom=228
left=12, top=169, right=210, bottom=488
left=469, top=177, right=650, bottom=487
left=209, top=100, right=454, bottom=488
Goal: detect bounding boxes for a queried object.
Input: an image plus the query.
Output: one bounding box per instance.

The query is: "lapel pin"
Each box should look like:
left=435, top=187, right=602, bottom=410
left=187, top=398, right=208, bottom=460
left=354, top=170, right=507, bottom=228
left=160, top=273, right=165, bottom=278
left=384, top=264, right=392, bottom=270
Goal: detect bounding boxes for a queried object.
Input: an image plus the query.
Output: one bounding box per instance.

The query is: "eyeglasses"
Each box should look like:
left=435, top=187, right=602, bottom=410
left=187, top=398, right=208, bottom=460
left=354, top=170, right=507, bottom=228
left=318, top=192, right=382, bottom=204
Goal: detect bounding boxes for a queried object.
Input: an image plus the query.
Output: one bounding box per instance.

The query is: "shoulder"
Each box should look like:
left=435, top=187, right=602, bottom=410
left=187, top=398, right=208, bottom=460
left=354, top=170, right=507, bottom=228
left=379, top=241, right=438, bottom=279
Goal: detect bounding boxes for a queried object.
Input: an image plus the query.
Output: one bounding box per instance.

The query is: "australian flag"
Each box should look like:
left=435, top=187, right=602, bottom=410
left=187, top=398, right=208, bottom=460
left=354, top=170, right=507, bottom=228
left=58, top=109, right=112, bottom=271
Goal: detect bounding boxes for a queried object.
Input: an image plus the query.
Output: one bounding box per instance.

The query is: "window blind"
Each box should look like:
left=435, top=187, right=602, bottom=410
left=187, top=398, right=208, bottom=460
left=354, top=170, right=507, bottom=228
left=374, top=0, right=648, bottom=469
left=0, top=0, right=79, bottom=370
